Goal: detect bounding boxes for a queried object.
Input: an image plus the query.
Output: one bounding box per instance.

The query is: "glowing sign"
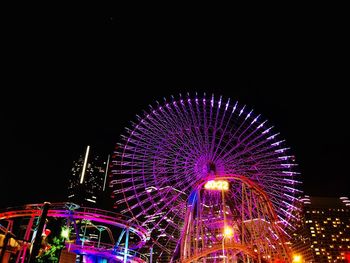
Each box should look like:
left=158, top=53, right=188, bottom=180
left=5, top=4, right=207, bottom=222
left=204, top=180, right=229, bottom=191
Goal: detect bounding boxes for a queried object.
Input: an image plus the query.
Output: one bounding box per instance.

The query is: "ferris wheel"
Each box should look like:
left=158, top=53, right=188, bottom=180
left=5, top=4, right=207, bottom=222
left=110, top=93, right=301, bottom=261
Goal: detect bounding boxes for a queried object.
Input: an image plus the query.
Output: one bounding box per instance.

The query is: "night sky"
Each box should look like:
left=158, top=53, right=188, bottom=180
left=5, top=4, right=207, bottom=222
left=2, top=8, right=349, bottom=208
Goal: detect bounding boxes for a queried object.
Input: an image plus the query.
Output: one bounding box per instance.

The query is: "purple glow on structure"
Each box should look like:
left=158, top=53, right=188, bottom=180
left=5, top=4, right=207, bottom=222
left=284, top=186, right=302, bottom=193
left=111, top=93, right=301, bottom=261
left=251, top=114, right=260, bottom=124
left=271, top=140, right=285, bottom=146
left=232, top=101, right=238, bottom=113
left=245, top=109, right=253, bottom=120
left=282, top=171, right=300, bottom=175
left=283, top=178, right=302, bottom=184
left=225, top=98, right=230, bottom=111
left=275, top=147, right=290, bottom=153
left=282, top=200, right=299, bottom=211
left=257, top=120, right=267, bottom=129
left=239, top=105, right=246, bottom=116
left=218, top=96, right=222, bottom=109
left=267, top=132, right=280, bottom=140
left=278, top=215, right=294, bottom=230
left=262, top=126, right=274, bottom=134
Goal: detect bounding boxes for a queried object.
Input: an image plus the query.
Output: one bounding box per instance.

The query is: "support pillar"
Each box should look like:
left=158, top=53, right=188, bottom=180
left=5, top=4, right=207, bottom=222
left=28, top=202, right=50, bottom=263
left=123, top=229, right=129, bottom=263
left=0, top=232, right=15, bottom=263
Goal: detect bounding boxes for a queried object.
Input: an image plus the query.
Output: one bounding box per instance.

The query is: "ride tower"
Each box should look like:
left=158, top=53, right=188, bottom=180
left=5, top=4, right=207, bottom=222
left=178, top=174, right=292, bottom=262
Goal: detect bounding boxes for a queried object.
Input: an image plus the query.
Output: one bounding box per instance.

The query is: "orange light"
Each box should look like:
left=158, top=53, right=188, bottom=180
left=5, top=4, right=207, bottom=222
left=292, top=254, right=302, bottom=262
left=204, top=180, right=229, bottom=191
left=223, top=226, right=233, bottom=237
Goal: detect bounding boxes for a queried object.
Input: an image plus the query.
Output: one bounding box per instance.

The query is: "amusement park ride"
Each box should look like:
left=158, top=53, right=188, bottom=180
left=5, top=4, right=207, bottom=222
left=1, top=94, right=302, bottom=262
left=0, top=202, right=149, bottom=263
left=111, top=94, right=301, bottom=262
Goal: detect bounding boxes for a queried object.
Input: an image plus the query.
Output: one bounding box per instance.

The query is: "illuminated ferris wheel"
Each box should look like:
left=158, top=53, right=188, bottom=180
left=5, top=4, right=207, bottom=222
left=110, top=93, right=301, bottom=262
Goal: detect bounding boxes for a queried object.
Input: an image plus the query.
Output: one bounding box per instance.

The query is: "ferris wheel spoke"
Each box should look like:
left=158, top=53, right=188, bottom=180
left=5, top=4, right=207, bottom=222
left=217, top=122, right=271, bottom=162
left=186, top=96, right=209, bottom=150
left=211, top=99, right=240, bottom=160
left=172, top=100, right=207, bottom=153
left=148, top=202, right=186, bottom=234
left=224, top=134, right=280, bottom=165
left=141, top=183, right=193, bottom=225
left=200, top=94, right=211, bottom=154
left=206, top=94, right=221, bottom=159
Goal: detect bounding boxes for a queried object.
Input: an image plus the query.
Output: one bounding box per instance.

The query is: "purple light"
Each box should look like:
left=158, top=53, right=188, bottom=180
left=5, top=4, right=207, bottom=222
left=267, top=132, right=280, bottom=140
left=245, top=109, right=253, bottom=120
left=218, top=96, right=222, bottom=109
left=232, top=101, right=238, bottom=113
left=225, top=98, right=230, bottom=111
left=262, top=126, right=274, bottom=134
left=284, top=186, right=302, bottom=193
left=251, top=114, right=260, bottom=124
left=239, top=105, right=246, bottom=116
left=271, top=140, right=285, bottom=146
left=257, top=120, right=267, bottom=129
left=274, top=147, right=290, bottom=153
left=283, top=178, right=302, bottom=184
left=111, top=94, right=301, bottom=261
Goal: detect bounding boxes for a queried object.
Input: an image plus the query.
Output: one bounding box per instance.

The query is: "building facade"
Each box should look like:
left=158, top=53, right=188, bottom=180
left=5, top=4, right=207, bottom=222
left=67, top=145, right=111, bottom=208
left=292, top=195, right=350, bottom=262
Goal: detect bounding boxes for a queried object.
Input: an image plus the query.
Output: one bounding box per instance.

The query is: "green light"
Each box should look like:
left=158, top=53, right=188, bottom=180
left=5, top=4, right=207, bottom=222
left=61, top=227, right=70, bottom=239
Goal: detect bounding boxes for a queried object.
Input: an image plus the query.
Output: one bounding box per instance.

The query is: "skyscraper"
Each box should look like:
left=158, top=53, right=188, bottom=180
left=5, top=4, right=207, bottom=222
left=67, top=145, right=111, bottom=208
left=292, top=195, right=350, bottom=262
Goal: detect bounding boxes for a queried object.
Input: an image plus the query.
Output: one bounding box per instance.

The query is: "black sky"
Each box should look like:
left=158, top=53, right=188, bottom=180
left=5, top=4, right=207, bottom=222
left=1, top=7, right=349, bottom=208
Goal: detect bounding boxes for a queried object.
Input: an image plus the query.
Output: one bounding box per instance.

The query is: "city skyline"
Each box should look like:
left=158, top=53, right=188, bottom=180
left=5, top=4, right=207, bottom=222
left=2, top=11, right=349, bottom=209
left=2, top=85, right=349, bottom=209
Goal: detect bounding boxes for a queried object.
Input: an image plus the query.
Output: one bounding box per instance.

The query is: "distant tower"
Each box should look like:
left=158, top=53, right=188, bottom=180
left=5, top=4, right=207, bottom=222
left=67, top=145, right=110, bottom=208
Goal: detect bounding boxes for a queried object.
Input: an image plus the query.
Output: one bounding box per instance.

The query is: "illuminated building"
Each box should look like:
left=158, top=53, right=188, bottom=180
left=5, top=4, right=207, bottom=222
left=67, top=145, right=110, bottom=208
left=291, top=195, right=350, bottom=262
